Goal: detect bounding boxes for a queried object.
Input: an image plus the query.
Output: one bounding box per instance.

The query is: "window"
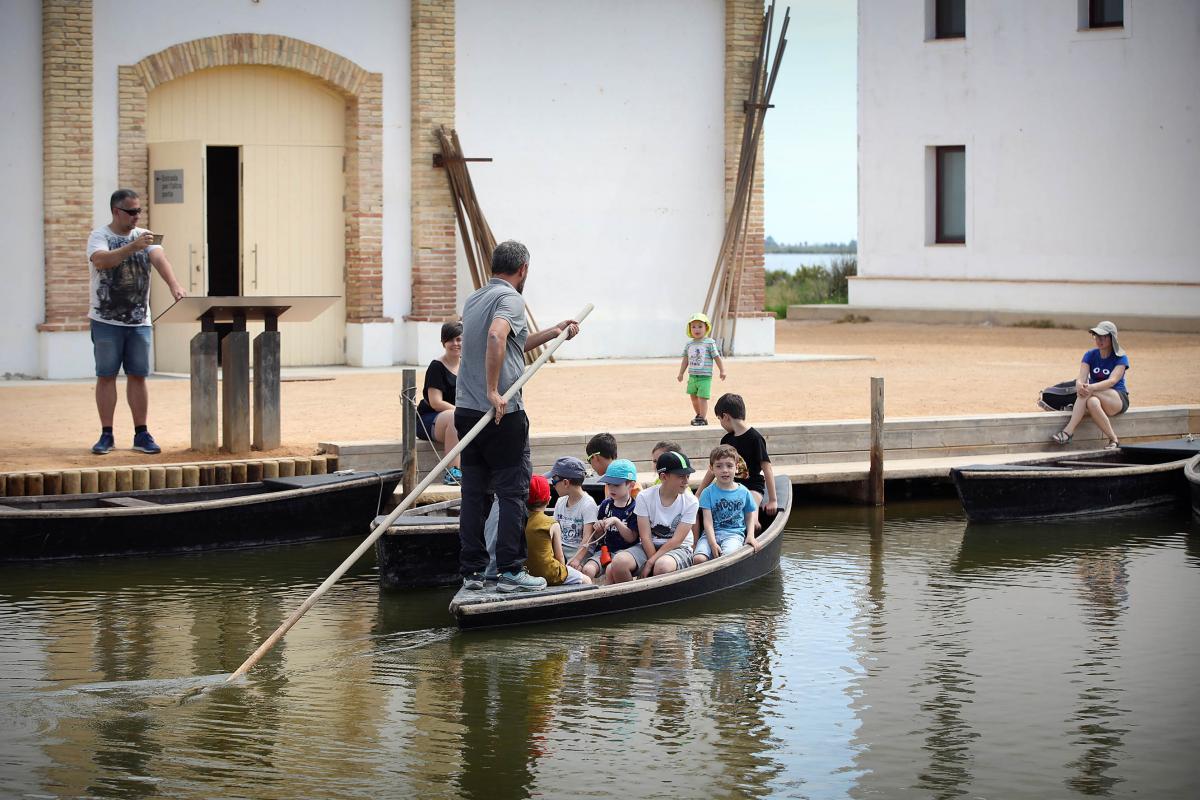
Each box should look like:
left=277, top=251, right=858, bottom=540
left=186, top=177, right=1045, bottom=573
left=935, top=146, right=965, bottom=244
left=934, top=0, right=965, bottom=39
left=1089, top=0, right=1123, bottom=29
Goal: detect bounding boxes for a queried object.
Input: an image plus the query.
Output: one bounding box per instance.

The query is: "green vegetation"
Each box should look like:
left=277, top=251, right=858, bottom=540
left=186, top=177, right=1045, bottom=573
left=1009, top=319, right=1072, bottom=329
left=764, top=257, right=857, bottom=318
left=836, top=313, right=871, bottom=324
left=764, top=236, right=857, bottom=254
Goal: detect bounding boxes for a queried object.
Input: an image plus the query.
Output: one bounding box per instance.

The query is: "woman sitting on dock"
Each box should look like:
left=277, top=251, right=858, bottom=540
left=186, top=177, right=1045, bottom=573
left=1051, top=321, right=1130, bottom=450
left=416, top=321, right=463, bottom=484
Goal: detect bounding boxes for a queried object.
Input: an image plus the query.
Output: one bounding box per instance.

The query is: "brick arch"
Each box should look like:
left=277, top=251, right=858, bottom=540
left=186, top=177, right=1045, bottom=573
left=118, top=34, right=386, bottom=325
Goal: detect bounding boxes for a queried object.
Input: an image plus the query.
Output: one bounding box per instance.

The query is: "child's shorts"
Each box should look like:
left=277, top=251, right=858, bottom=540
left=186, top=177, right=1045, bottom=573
left=686, top=374, right=713, bottom=399
left=561, top=565, right=588, bottom=585
left=620, top=541, right=693, bottom=573
left=694, top=532, right=745, bottom=560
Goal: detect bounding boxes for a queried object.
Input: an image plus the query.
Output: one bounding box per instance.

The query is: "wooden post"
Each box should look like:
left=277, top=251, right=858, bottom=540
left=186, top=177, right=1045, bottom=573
left=190, top=331, right=219, bottom=453
left=869, top=376, right=885, bottom=506
left=401, top=368, right=418, bottom=494
left=221, top=330, right=251, bottom=454
left=253, top=329, right=281, bottom=451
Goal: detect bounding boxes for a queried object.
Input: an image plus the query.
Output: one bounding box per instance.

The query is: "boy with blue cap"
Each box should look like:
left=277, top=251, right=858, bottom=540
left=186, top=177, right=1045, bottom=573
left=677, top=312, right=726, bottom=426
left=582, top=458, right=641, bottom=580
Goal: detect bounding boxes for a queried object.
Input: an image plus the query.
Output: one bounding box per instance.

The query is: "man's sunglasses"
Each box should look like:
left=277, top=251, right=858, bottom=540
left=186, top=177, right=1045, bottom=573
left=116, top=207, right=143, bottom=216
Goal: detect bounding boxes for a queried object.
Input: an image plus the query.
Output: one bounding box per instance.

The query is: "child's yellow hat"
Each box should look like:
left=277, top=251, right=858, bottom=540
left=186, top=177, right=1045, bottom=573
left=686, top=312, right=712, bottom=338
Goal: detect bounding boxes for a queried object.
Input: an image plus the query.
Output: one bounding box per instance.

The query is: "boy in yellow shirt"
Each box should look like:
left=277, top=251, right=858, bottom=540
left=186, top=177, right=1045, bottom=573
left=524, top=475, right=592, bottom=587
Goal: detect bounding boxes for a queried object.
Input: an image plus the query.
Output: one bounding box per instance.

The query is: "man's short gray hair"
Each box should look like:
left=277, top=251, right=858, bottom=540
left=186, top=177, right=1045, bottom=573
left=491, top=240, right=529, bottom=275
left=110, top=188, right=139, bottom=209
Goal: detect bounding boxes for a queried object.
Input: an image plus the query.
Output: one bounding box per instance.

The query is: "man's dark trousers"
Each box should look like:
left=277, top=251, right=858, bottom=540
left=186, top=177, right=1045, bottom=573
left=455, top=408, right=531, bottom=576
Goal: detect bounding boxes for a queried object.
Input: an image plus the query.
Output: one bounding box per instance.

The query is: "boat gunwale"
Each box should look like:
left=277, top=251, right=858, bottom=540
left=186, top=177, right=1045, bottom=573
left=1184, top=453, right=1200, bottom=483
left=0, top=469, right=402, bottom=519
left=452, top=477, right=792, bottom=620
left=952, top=451, right=1194, bottom=481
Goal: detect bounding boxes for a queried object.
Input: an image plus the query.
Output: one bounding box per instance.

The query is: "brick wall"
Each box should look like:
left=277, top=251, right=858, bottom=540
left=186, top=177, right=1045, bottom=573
left=39, top=0, right=94, bottom=333
left=725, top=0, right=768, bottom=318
left=116, top=34, right=386, bottom=323
left=409, top=0, right=459, bottom=323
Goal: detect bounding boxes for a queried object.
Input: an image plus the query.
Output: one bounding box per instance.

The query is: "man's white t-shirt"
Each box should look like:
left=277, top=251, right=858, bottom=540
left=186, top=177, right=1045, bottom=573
left=86, top=226, right=162, bottom=327
left=634, top=485, right=699, bottom=550
left=554, top=493, right=598, bottom=553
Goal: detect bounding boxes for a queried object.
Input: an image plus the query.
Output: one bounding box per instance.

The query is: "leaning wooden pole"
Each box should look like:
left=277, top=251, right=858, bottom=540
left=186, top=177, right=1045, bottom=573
left=226, top=303, right=595, bottom=682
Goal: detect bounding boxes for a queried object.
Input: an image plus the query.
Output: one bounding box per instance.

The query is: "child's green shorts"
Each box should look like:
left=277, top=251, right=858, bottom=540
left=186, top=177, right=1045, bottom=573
left=686, top=374, right=713, bottom=399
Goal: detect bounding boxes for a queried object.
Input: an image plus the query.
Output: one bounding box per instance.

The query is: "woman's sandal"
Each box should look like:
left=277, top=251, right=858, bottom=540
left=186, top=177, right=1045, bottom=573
left=1104, top=439, right=1120, bottom=450
left=1051, top=430, right=1072, bottom=445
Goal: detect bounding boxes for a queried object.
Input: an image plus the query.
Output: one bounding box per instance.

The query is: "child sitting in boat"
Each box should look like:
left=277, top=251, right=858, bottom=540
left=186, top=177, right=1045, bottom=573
left=524, top=474, right=592, bottom=587
left=694, top=445, right=759, bottom=564
left=606, top=451, right=698, bottom=584
left=545, top=456, right=599, bottom=572
left=587, top=432, right=640, bottom=500
left=582, top=459, right=641, bottom=581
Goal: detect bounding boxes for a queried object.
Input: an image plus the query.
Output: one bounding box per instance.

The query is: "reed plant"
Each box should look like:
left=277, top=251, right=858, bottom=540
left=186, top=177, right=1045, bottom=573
left=764, top=257, right=857, bottom=318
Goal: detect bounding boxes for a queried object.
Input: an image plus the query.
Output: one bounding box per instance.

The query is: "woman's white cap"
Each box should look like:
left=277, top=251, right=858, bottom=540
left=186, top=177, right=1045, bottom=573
left=1089, top=320, right=1125, bottom=357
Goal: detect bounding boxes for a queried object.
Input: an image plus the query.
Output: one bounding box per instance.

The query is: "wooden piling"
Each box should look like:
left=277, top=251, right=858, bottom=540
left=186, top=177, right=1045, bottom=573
left=215, top=463, right=232, bottom=486
left=98, top=470, right=116, bottom=493
left=182, top=465, right=200, bottom=487
left=148, top=466, right=166, bottom=490
left=43, top=472, right=62, bottom=496
left=402, top=368, right=417, bottom=496
left=869, top=376, right=885, bottom=506
left=262, top=460, right=279, bottom=479
left=62, top=470, right=82, bottom=495
left=310, top=455, right=327, bottom=475
left=24, top=474, right=42, bottom=496
left=115, top=468, right=132, bottom=492
left=277, top=459, right=295, bottom=478
left=166, top=466, right=183, bottom=488
left=81, top=470, right=99, bottom=494
left=294, top=457, right=310, bottom=477
left=131, top=467, right=150, bottom=491
left=231, top=462, right=248, bottom=484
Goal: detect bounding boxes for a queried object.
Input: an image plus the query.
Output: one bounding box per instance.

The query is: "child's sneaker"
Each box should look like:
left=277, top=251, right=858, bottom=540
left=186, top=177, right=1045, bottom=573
left=443, top=466, right=462, bottom=485
left=91, top=432, right=115, bottom=455
left=497, top=569, right=547, bottom=593
left=131, top=430, right=162, bottom=454
left=690, top=416, right=708, bottom=426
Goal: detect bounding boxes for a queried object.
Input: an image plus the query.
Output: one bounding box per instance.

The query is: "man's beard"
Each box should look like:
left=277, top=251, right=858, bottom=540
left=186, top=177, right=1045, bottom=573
left=516, top=276, right=526, bottom=294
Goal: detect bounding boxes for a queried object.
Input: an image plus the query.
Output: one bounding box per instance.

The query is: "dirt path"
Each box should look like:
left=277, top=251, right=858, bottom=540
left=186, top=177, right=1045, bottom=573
left=2, top=320, right=1196, bottom=473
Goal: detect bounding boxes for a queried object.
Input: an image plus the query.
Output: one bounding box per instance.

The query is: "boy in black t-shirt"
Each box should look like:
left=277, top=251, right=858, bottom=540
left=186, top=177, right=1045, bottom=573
left=698, top=393, right=778, bottom=529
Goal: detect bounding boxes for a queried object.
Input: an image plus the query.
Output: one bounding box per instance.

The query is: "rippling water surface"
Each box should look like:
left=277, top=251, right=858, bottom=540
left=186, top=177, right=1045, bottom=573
left=1, top=501, right=1197, bottom=798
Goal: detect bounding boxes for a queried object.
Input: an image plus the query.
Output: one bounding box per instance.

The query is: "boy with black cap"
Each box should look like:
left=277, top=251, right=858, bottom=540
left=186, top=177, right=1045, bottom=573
left=606, top=451, right=699, bottom=584
left=545, top=456, right=599, bottom=571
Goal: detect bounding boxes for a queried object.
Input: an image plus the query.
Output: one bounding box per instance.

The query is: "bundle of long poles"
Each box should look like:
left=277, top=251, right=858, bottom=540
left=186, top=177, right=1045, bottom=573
left=437, top=127, right=549, bottom=365
left=703, top=1, right=789, bottom=354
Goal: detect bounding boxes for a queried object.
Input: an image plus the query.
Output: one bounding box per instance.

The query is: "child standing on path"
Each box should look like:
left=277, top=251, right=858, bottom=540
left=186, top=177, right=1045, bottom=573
left=677, top=313, right=725, bottom=426
left=695, top=445, right=758, bottom=564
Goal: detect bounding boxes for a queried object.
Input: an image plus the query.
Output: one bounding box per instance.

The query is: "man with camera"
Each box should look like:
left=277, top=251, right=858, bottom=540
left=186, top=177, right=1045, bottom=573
left=86, top=188, right=186, bottom=455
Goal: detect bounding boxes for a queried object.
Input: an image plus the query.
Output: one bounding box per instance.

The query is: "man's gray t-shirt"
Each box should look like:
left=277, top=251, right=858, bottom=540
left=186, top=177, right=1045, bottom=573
left=457, top=277, right=528, bottom=414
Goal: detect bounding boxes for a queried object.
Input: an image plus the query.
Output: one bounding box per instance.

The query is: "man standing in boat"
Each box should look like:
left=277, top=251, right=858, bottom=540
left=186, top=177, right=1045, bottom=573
left=455, top=240, right=580, bottom=593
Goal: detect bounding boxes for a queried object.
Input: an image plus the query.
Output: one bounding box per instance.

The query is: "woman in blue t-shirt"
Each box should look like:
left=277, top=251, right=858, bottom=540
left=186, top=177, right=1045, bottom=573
left=1051, top=320, right=1130, bottom=450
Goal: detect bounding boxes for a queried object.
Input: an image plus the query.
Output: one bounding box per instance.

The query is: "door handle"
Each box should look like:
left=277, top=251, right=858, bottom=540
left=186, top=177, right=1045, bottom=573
left=188, top=244, right=199, bottom=293
left=251, top=244, right=258, bottom=290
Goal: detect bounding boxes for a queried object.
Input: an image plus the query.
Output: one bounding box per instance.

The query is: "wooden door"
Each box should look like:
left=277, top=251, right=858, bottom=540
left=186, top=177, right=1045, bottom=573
left=147, top=140, right=205, bottom=374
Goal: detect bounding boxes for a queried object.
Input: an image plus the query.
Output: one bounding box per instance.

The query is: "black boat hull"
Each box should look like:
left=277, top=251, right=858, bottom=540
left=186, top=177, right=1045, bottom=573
left=0, top=471, right=401, bottom=560
left=449, top=477, right=792, bottom=630
left=1186, top=455, right=1200, bottom=520
left=375, top=515, right=461, bottom=588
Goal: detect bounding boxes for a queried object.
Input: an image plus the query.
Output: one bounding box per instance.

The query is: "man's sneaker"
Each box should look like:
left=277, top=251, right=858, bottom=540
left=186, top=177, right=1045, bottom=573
left=462, top=573, right=485, bottom=591
left=497, top=569, right=547, bottom=593
left=131, top=430, right=161, bottom=454
left=91, top=432, right=115, bottom=455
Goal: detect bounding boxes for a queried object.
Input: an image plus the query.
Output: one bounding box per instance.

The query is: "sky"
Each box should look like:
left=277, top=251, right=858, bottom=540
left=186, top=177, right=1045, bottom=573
left=763, top=0, right=857, bottom=245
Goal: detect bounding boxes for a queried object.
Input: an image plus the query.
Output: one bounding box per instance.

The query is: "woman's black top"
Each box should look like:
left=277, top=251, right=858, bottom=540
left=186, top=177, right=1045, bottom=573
left=417, top=359, right=457, bottom=416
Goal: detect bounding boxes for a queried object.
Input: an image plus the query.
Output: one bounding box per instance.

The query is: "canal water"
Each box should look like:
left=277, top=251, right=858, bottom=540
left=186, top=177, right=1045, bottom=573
left=1, top=501, right=1196, bottom=799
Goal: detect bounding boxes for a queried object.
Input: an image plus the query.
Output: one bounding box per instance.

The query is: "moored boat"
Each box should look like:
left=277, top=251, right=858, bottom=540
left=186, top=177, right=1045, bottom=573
left=375, top=498, right=462, bottom=589
left=448, top=475, right=792, bottom=630
left=0, top=469, right=402, bottom=560
left=1186, top=453, right=1200, bottom=519
left=951, top=439, right=1200, bottom=523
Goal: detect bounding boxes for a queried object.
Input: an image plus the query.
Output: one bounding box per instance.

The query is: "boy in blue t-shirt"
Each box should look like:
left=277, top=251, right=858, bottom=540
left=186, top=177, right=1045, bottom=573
left=695, top=445, right=758, bottom=564
left=583, top=459, right=641, bottom=580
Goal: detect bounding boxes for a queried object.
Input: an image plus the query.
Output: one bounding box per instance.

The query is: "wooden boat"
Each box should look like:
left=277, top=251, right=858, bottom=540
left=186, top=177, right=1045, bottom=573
left=1186, top=453, right=1200, bottom=520
left=448, top=476, right=792, bottom=630
left=375, top=497, right=462, bottom=589
left=951, top=439, right=1200, bottom=523
left=0, top=469, right=402, bottom=560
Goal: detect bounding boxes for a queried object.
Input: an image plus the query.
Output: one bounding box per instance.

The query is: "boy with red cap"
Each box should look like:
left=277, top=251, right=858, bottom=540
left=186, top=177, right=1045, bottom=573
left=524, top=474, right=592, bottom=587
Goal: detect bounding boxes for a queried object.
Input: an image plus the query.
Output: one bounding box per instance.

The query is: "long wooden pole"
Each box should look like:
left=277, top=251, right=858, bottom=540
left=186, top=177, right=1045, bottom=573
left=226, top=303, right=595, bottom=682
left=869, top=376, right=885, bottom=506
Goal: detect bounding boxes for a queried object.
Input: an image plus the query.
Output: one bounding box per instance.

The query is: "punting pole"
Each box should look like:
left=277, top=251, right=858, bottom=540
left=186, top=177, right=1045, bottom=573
left=227, top=303, right=595, bottom=682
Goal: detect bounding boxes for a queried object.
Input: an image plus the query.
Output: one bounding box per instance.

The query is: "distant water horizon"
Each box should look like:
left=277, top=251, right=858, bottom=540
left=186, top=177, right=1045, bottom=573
left=765, top=252, right=856, bottom=271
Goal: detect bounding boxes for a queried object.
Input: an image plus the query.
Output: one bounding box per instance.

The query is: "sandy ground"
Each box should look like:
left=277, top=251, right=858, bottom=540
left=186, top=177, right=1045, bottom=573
left=2, top=320, right=1196, bottom=473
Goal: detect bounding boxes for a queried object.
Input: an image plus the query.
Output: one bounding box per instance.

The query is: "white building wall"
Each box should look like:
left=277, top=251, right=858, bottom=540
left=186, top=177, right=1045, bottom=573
left=856, top=0, right=1200, bottom=317
left=1, top=0, right=46, bottom=377
left=90, top=0, right=412, bottom=356
left=457, top=0, right=727, bottom=359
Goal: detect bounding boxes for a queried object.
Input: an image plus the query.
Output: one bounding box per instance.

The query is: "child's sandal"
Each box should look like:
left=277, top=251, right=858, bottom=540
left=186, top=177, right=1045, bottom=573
left=1051, top=430, right=1072, bottom=445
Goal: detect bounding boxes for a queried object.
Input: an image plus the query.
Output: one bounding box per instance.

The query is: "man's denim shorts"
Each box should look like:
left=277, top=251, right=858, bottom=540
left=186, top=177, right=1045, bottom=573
left=91, top=319, right=152, bottom=377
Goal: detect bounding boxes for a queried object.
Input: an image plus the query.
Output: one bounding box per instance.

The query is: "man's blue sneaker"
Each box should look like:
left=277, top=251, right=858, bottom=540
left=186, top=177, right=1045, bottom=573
left=132, top=430, right=161, bottom=454
left=91, top=432, right=115, bottom=455
left=497, top=569, right=547, bottom=593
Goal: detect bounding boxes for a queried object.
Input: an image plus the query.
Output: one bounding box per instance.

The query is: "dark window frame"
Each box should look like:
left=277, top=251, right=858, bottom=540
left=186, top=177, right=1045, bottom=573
left=935, top=145, right=966, bottom=245
left=934, top=0, right=966, bottom=40
left=1088, top=0, right=1123, bottom=29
